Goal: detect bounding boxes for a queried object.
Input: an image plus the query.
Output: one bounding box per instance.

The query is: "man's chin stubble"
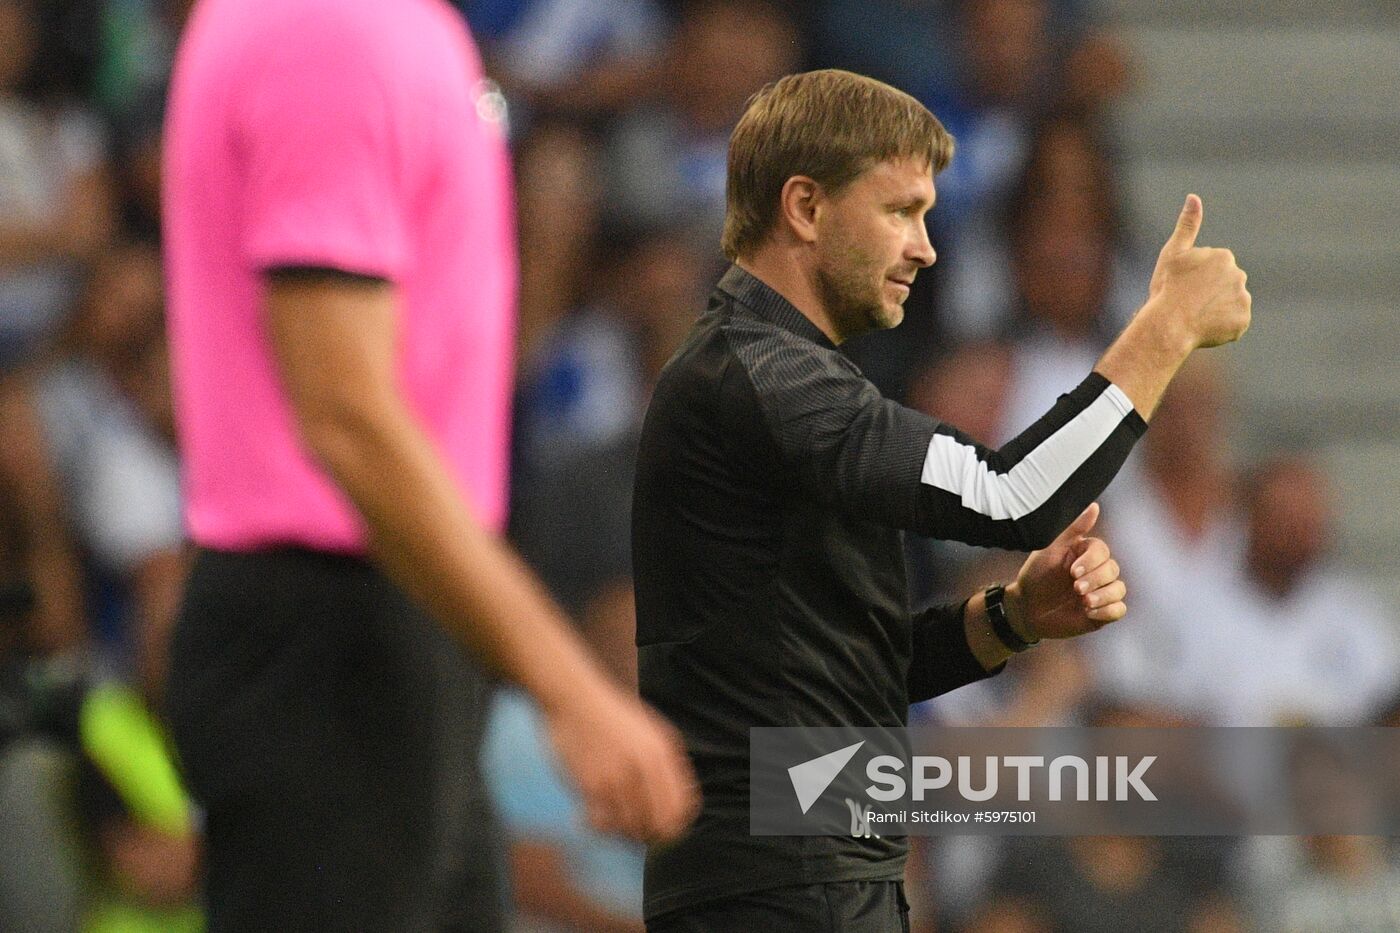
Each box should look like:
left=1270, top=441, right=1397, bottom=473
left=871, top=301, right=904, bottom=331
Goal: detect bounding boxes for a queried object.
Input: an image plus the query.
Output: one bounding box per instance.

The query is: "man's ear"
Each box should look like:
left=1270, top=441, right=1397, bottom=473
left=778, top=175, right=821, bottom=245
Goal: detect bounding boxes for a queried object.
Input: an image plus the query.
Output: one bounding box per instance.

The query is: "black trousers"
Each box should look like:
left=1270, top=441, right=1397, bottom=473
left=166, top=547, right=503, bottom=933
left=648, top=881, right=911, bottom=933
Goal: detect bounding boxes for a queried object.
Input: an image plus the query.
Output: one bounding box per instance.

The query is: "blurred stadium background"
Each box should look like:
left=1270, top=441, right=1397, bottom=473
left=1, top=0, right=1397, bottom=931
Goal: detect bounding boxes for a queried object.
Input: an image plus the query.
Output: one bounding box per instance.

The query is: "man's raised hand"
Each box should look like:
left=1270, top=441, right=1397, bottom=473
left=1092, top=194, right=1252, bottom=420
left=1148, top=194, right=1252, bottom=349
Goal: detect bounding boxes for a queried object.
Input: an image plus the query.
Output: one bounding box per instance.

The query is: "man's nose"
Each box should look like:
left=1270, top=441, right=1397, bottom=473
left=909, top=222, right=935, bottom=268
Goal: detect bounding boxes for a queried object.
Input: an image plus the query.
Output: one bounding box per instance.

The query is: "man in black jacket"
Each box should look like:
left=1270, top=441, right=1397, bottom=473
left=634, top=69, right=1251, bottom=931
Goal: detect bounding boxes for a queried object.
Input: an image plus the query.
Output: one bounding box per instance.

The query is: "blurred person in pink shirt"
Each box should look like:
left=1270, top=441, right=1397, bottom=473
left=162, top=1, right=697, bottom=930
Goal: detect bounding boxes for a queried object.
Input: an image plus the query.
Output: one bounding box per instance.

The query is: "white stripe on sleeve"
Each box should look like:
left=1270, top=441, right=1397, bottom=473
left=919, top=383, right=1134, bottom=520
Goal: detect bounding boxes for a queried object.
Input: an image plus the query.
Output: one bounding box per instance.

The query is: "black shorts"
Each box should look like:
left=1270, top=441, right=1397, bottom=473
left=647, top=881, right=910, bottom=933
left=166, top=547, right=503, bottom=933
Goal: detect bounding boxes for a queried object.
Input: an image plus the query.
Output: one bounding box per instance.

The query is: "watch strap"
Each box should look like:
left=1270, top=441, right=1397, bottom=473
left=985, top=583, right=1037, bottom=653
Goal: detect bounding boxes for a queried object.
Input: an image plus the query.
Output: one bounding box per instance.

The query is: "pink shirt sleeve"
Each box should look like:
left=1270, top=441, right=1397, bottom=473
left=237, top=27, right=412, bottom=279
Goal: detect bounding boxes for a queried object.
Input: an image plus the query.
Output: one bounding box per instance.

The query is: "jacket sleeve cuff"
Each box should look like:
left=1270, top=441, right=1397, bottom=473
left=908, top=597, right=1006, bottom=704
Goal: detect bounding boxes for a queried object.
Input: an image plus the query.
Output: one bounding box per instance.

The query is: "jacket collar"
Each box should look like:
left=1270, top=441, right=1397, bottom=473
left=716, top=264, right=836, bottom=349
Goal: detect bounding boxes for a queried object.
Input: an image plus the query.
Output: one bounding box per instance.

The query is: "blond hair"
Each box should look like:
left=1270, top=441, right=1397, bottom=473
left=721, top=69, right=954, bottom=261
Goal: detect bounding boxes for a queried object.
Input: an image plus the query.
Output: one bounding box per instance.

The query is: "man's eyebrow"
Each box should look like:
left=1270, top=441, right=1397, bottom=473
left=890, top=193, right=933, bottom=211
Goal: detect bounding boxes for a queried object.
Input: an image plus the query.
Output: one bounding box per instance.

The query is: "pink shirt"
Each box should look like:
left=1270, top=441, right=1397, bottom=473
left=164, top=0, right=516, bottom=551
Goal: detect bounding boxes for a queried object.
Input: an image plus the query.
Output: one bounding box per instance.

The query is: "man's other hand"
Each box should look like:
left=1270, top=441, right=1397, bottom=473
left=544, top=681, right=701, bottom=844
left=1147, top=194, right=1252, bottom=349
left=1007, top=502, right=1128, bottom=641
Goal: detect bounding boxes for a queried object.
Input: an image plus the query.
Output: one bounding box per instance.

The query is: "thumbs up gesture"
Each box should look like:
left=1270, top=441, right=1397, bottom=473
left=1147, top=194, right=1252, bottom=348
left=1007, top=502, right=1128, bottom=643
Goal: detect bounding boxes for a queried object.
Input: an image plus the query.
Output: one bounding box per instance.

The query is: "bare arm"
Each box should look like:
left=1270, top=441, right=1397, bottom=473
left=264, top=271, right=697, bottom=842
left=0, top=374, right=88, bottom=655
left=265, top=273, right=601, bottom=707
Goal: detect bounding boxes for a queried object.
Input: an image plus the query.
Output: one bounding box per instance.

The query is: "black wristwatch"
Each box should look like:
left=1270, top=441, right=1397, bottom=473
left=985, top=583, right=1038, bottom=653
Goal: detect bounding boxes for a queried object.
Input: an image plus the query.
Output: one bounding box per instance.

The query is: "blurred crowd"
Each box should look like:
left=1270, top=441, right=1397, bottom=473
left=0, top=1, right=1396, bottom=931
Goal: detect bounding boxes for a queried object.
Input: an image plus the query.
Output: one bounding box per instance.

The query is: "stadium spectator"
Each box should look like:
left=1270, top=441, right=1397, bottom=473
left=1253, top=835, right=1400, bottom=933
left=488, top=0, right=670, bottom=122
left=515, top=221, right=702, bottom=465
left=514, top=121, right=604, bottom=360
left=920, top=0, right=1055, bottom=238
left=923, top=0, right=1129, bottom=229
left=1091, top=421, right=1398, bottom=728
left=0, top=243, right=184, bottom=697
left=0, top=243, right=188, bottom=926
left=1233, top=456, right=1399, bottom=725
left=991, top=114, right=1145, bottom=439
left=978, top=835, right=1245, bottom=933
left=0, top=0, right=116, bottom=368
left=603, top=0, right=799, bottom=259
left=945, top=110, right=1138, bottom=345
left=0, top=380, right=88, bottom=658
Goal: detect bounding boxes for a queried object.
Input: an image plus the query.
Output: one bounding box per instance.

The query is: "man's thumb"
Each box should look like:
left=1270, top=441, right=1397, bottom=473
left=1162, top=193, right=1203, bottom=254
left=1055, top=502, right=1099, bottom=544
